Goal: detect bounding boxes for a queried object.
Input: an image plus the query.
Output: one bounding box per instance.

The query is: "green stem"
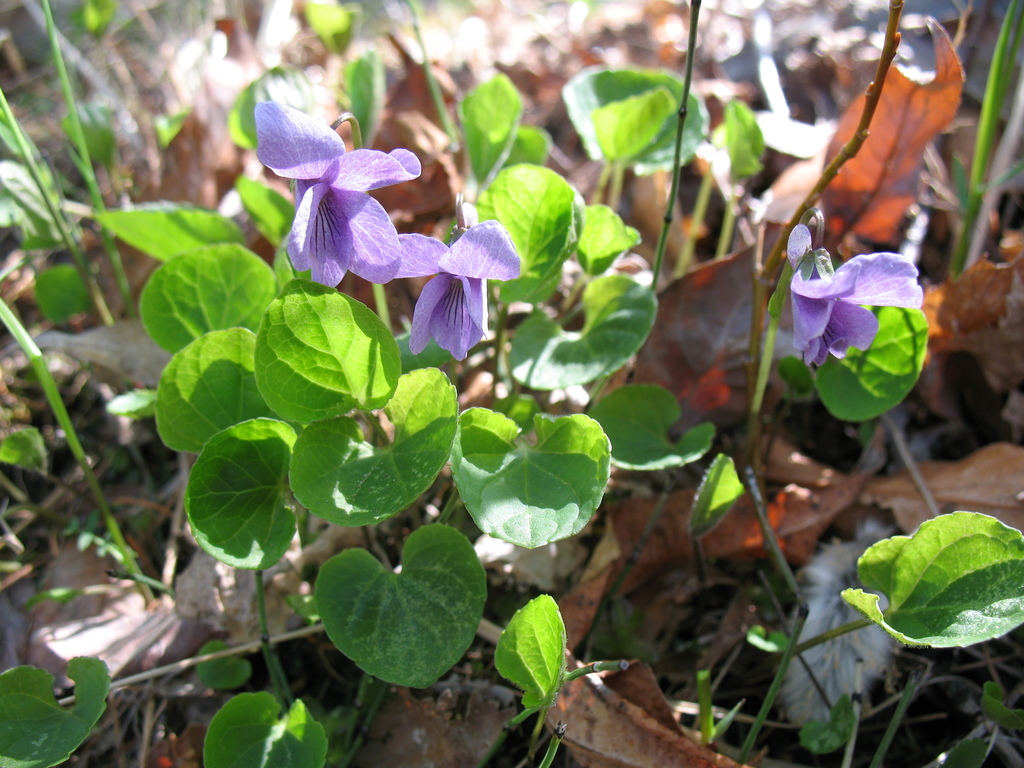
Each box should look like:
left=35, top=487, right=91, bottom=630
left=476, top=705, right=544, bottom=768
left=41, top=0, right=133, bottom=318
left=537, top=721, right=565, bottom=768
left=738, top=604, right=808, bottom=763
left=652, top=0, right=702, bottom=288
left=255, top=570, right=293, bottom=708
left=405, top=0, right=460, bottom=150
left=106, top=569, right=174, bottom=598
left=339, top=675, right=390, bottom=768
left=672, top=163, right=713, bottom=280
left=697, top=668, right=714, bottom=744
left=590, top=162, right=613, bottom=206
left=839, top=661, right=864, bottom=768
left=868, top=670, right=920, bottom=768
left=492, top=299, right=511, bottom=393
left=793, top=618, right=872, bottom=655
left=607, top=162, right=626, bottom=211
left=714, top=186, right=738, bottom=259
left=743, top=465, right=799, bottom=600
left=371, top=282, right=392, bottom=331
left=528, top=706, right=549, bottom=763
left=436, top=487, right=462, bottom=526
left=0, top=299, right=149, bottom=599
left=0, top=87, right=113, bottom=326
left=563, top=660, right=629, bottom=683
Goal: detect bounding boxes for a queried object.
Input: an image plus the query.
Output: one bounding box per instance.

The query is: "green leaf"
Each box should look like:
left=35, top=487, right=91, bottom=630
left=61, top=101, right=116, bottom=171
left=290, top=368, right=457, bottom=525
left=503, top=125, right=551, bottom=169
left=155, top=109, right=190, bottom=148
left=185, top=418, right=297, bottom=570
left=397, top=330, right=452, bottom=372
left=562, top=67, right=708, bottom=174
left=0, top=160, right=62, bottom=250
left=451, top=409, right=610, bottom=549
left=982, top=681, right=1024, bottom=729
left=156, top=329, right=273, bottom=453
left=577, top=204, right=641, bottom=275
left=841, top=511, right=1024, bottom=647
left=510, top=275, right=657, bottom=390
left=0, top=427, right=47, bottom=473
left=106, top=389, right=158, bottom=419
left=459, top=73, right=523, bottom=190
left=589, top=384, right=712, bottom=470
left=75, top=0, right=116, bottom=36
left=745, top=625, right=789, bottom=653
left=798, top=694, right=854, bottom=754
left=205, top=694, right=327, bottom=768
left=96, top=202, right=245, bottom=262
left=140, top=244, right=278, bottom=353
left=494, top=393, right=541, bottom=431
left=230, top=67, right=317, bottom=150
left=35, top=265, right=90, bottom=323
left=304, top=3, right=358, bottom=54
left=816, top=307, right=927, bottom=422
left=591, top=87, right=676, bottom=163
left=315, top=525, right=486, bottom=688
left=778, top=355, right=814, bottom=399
left=236, top=177, right=294, bottom=246
left=936, top=738, right=989, bottom=768
left=494, top=595, right=567, bottom=708
left=345, top=49, right=385, bottom=146
left=689, top=454, right=745, bottom=538
left=0, top=657, right=109, bottom=768
left=196, top=641, right=253, bottom=690
left=477, top=164, right=582, bottom=304
left=254, top=279, right=400, bottom=423
left=720, top=99, right=764, bottom=180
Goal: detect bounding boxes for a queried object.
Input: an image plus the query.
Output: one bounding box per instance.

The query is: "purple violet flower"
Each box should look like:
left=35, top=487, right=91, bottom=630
left=398, top=204, right=519, bottom=360
left=254, top=100, right=421, bottom=286
left=787, top=223, right=923, bottom=366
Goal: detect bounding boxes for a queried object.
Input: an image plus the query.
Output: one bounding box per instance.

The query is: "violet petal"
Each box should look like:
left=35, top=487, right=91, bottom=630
left=335, top=148, right=422, bottom=192
left=396, top=234, right=447, bottom=278
left=255, top=101, right=346, bottom=181
left=340, top=192, right=402, bottom=283
left=787, top=224, right=812, bottom=268
left=791, top=293, right=834, bottom=353
left=441, top=221, right=520, bottom=281
left=822, top=301, right=879, bottom=359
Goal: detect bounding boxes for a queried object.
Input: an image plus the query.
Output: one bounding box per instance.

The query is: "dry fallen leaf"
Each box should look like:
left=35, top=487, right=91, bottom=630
left=34, top=320, right=172, bottom=387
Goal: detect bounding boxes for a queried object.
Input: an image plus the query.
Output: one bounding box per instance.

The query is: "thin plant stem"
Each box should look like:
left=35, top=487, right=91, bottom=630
left=738, top=604, right=808, bottom=763
left=672, top=163, right=713, bottom=279
left=794, top=619, right=872, bottom=654
left=0, top=86, right=113, bottom=325
left=528, top=705, right=550, bottom=762
left=868, top=670, right=921, bottom=768
left=339, top=675, right=390, bottom=768
left=714, top=187, right=738, bottom=259
left=840, top=661, right=864, bottom=768
left=405, top=0, right=460, bottom=151
left=697, top=668, right=714, bottom=744
left=477, top=705, right=545, bottom=768
left=652, top=0, right=702, bottom=288
left=743, top=465, right=799, bottom=600
left=256, top=570, right=294, bottom=708
left=40, top=0, right=134, bottom=318
left=563, top=660, right=629, bottom=682
left=607, top=162, right=626, bottom=211
left=590, top=162, right=613, bottom=205
left=0, top=299, right=150, bottom=600
left=371, top=282, right=392, bottom=331
left=436, top=486, right=463, bottom=526
left=537, top=721, right=565, bottom=768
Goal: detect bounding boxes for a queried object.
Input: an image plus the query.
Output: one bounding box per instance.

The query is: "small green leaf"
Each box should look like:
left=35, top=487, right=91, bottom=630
left=315, top=525, right=486, bottom=688
left=196, top=641, right=253, bottom=690
left=477, top=165, right=582, bottom=304
left=460, top=73, right=523, bottom=190
left=106, top=389, right=158, bottom=419
left=504, top=125, right=551, bottom=169
left=689, top=454, right=744, bottom=538
left=75, top=0, right=116, bottom=36
left=0, top=657, right=109, bottom=768
left=494, top=393, right=541, bottom=431
left=495, top=595, right=567, bottom=708
left=720, top=99, right=764, bottom=180
left=816, top=307, right=928, bottom=422
left=35, top=265, right=90, bottom=323
left=397, top=330, right=452, bottom=372
left=510, top=275, right=657, bottom=390
left=577, top=204, right=641, bottom=275
left=230, top=67, right=317, bottom=150
left=982, top=681, right=1024, bottom=729
left=155, top=109, right=190, bottom=148
left=589, top=384, right=712, bottom=470
left=0, top=427, right=47, bottom=473
left=304, top=3, right=358, bottom=54
left=778, top=355, right=814, bottom=399
left=592, top=87, right=675, bottom=163
left=61, top=101, right=116, bottom=171
left=451, top=409, right=610, bottom=549
left=0, top=160, right=62, bottom=250
left=185, top=418, right=297, bottom=570
left=936, top=738, right=989, bottom=768
left=254, top=279, right=400, bottom=423
left=841, top=511, right=1024, bottom=647
left=236, top=177, right=294, bottom=246
left=205, top=694, right=327, bottom=768
left=799, top=694, right=854, bottom=754
left=96, top=202, right=244, bottom=262
left=156, top=329, right=273, bottom=453
left=745, top=625, right=789, bottom=653
left=290, top=368, right=457, bottom=525
left=345, top=49, right=385, bottom=146
left=140, top=244, right=278, bottom=353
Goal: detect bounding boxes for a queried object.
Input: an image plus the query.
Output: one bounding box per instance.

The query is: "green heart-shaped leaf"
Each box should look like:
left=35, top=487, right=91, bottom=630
left=196, top=641, right=253, bottom=690
left=510, top=275, right=656, bottom=390
left=0, top=427, right=47, bottom=473
left=140, top=243, right=277, bottom=353
left=689, top=453, right=745, bottom=538
left=229, top=66, right=316, bottom=151
left=799, top=694, right=854, bottom=755
left=96, top=202, right=244, bottom=262
left=589, top=384, right=712, bottom=470
left=236, top=177, right=294, bottom=247
left=290, top=368, right=457, bottom=525
left=816, top=306, right=927, bottom=422
left=460, top=73, right=523, bottom=190
left=185, top=418, right=297, bottom=570
left=503, top=125, right=551, bottom=169
left=204, top=694, right=326, bottom=768
left=577, top=204, right=641, bottom=276
left=315, top=525, right=486, bottom=688
left=156, top=328, right=273, bottom=453
left=35, top=265, right=90, bottom=323
left=718, top=99, right=765, bottom=180
left=476, top=164, right=583, bottom=304
left=495, top=595, right=567, bottom=708
left=842, top=511, right=1024, bottom=647
left=0, top=657, right=109, bottom=768
left=451, top=409, right=610, bottom=548
left=254, top=279, right=400, bottom=423
left=592, top=87, right=676, bottom=162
